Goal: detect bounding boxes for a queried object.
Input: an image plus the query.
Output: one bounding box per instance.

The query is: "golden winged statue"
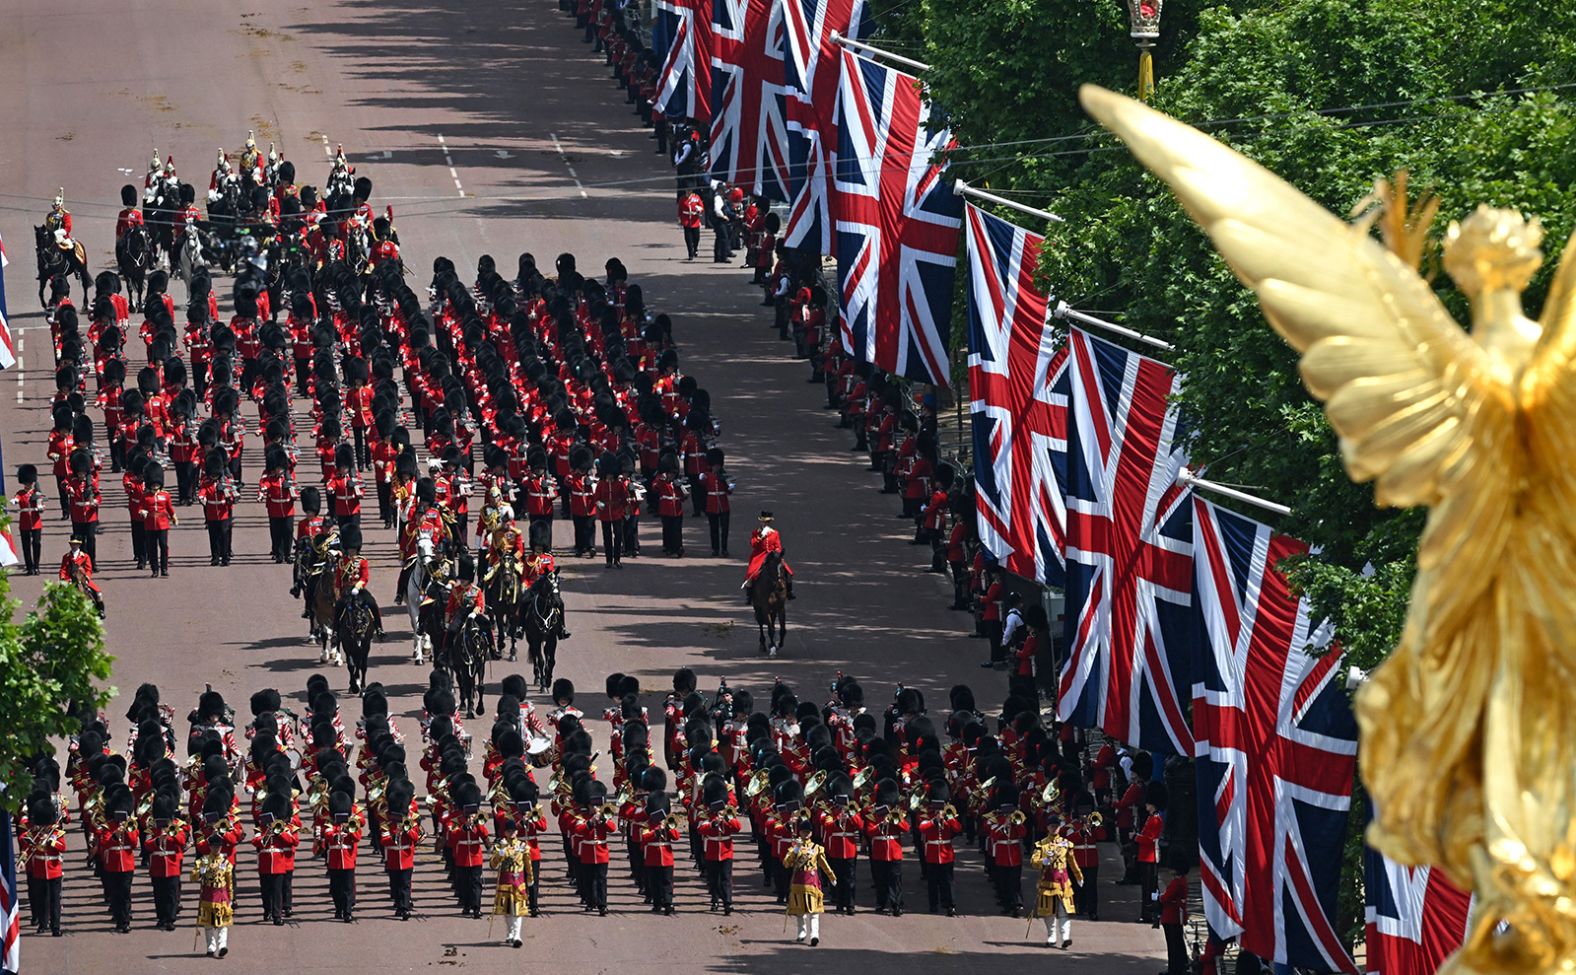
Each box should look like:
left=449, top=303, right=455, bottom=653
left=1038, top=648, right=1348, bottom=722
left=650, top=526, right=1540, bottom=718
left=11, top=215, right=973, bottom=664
left=1079, top=85, right=1576, bottom=975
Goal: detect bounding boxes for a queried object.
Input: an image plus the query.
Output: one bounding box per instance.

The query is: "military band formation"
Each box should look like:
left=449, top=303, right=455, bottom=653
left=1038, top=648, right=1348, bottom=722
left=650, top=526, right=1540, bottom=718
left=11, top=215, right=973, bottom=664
left=17, top=667, right=1175, bottom=956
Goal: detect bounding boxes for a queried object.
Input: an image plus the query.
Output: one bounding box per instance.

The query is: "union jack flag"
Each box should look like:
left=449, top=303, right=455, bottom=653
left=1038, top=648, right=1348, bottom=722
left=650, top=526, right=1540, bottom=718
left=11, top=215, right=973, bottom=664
left=708, top=0, right=793, bottom=201
left=1191, top=496, right=1358, bottom=974
left=653, top=0, right=713, bottom=122
left=780, top=0, right=869, bottom=252
left=0, top=231, right=15, bottom=371
left=964, top=204, right=1066, bottom=587
left=832, top=50, right=961, bottom=387
left=1057, top=328, right=1192, bottom=752
left=1364, top=844, right=1470, bottom=975
left=1, top=804, right=16, bottom=974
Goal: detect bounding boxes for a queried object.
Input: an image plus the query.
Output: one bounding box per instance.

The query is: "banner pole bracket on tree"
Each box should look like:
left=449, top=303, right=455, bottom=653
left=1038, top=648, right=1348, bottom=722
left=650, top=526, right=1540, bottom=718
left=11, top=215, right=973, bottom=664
left=1178, top=466, right=1291, bottom=517
left=829, top=31, right=931, bottom=72
left=1052, top=300, right=1173, bottom=352
left=954, top=179, right=1065, bottom=224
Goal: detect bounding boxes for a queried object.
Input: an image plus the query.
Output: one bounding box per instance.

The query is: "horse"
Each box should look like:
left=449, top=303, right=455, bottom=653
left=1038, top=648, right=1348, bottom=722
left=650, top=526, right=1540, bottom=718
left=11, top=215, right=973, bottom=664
left=403, top=534, right=449, bottom=666
left=748, top=551, right=788, bottom=657
left=296, top=542, right=341, bottom=665
left=115, top=224, right=153, bottom=308
left=522, top=570, right=567, bottom=692
left=34, top=225, right=91, bottom=308
left=176, top=222, right=208, bottom=292
left=66, top=560, right=106, bottom=619
left=483, top=556, right=524, bottom=662
left=447, top=613, right=492, bottom=718
left=336, top=596, right=375, bottom=694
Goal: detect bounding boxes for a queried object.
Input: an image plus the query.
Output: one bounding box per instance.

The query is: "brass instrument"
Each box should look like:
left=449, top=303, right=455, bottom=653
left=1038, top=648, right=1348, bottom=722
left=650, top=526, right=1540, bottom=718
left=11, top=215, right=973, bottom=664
left=851, top=767, right=874, bottom=792
left=667, top=808, right=688, bottom=830
left=718, top=804, right=739, bottom=820
left=1085, top=811, right=1104, bottom=829
left=598, top=802, right=618, bottom=821
left=803, top=770, right=827, bottom=800
left=614, top=783, right=633, bottom=807
left=136, top=791, right=155, bottom=818
left=1009, top=810, right=1027, bottom=827
left=744, top=769, right=771, bottom=798
left=1039, top=778, right=1060, bottom=809
left=940, top=803, right=959, bottom=821
left=908, top=790, right=926, bottom=812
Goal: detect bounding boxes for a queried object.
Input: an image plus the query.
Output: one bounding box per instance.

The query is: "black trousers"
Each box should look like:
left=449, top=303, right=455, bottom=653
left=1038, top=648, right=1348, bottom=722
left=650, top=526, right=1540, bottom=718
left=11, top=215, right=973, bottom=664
left=455, top=864, right=482, bottom=914
left=661, top=515, right=683, bottom=554
left=600, top=520, right=623, bottom=565
left=337, top=513, right=361, bottom=534
left=827, top=857, right=855, bottom=912
left=174, top=461, right=196, bottom=503
left=194, top=358, right=211, bottom=397
left=528, top=514, right=553, bottom=551
left=377, top=478, right=393, bottom=527
left=1165, top=922, right=1188, bottom=974
left=129, top=520, right=146, bottom=566
left=707, top=859, right=733, bottom=907
left=1139, top=861, right=1158, bottom=921
left=683, top=226, right=700, bottom=258
left=871, top=859, right=903, bottom=911
left=622, top=516, right=640, bottom=556
left=329, top=868, right=356, bottom=917
left=268, top=516, right=292, bottom=561
left=926, top=861, right=955, bottom=911
left=260, top=872, right=285, bottom=920
left=1077, top=863, right=1100, bottom=918
left=573, top=515, right=595, bottom=554
left=28, top=875, right=61, bottom=931
left=104, top=869, right=133, bottom=927
left=996, top=863, right=1023, bottom=911
left=387, top=868, right=413, bottom=914
left=71, top=521, right=97, bottom=564
left=294, top=356, right=311, bottom=396
left=147, top=529, right=169, bottom=574
left=987, top=620, right=1005, bottom=663
left=713, top=225, right=731, bottom=262
left=585, top=862, right=608, bottom=910
left=351, top=424, right=369, bottom=469
left=20, top=527, right=41, bottom=573
left=151, top=874, right=180, bottom=925
left=648, top=865, right=673, bottom=909
left=206, top=520, right=232, bottom=563
left=707, top=511, right=730, bottom=555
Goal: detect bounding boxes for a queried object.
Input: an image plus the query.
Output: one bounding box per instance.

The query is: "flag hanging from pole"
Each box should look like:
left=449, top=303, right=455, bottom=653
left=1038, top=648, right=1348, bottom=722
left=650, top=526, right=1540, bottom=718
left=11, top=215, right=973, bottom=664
left=1057, top=327, right=1193, bottom=753
left=1363, top=845, right=1470, bottom=975
left=1191, top=497, right=1358, bottom=973
left=780, top=0, right=869, bottom=252
left=707, top=0, right=793, bottom=201
left=653, top=0, right=714, bottom=122
left=0, top=802, right=18, bottom=975
left=0, top=231, right=16, bottom=371
left=963, top=203, right=1067, bottom=587
left=831, top=49, right=961, bottom=387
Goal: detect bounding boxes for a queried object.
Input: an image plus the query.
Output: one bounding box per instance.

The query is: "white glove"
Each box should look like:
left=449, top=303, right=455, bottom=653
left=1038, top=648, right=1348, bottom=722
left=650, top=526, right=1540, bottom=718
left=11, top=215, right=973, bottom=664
left=353, top=582, right=364, bottom=592
left=468, top=610, right=479, bottom=620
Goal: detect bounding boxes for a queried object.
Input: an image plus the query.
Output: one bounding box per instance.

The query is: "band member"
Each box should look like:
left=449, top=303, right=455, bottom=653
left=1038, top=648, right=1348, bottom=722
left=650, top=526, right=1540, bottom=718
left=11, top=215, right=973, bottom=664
left=198, top=448, right=237, bottom=566
left=379, top=780, right=421, bottom=919
left=327, top=443, right=364, bottom=531
left=490, top=817, right=532, bottom=948
left=639, top=796, right=681, bottom=915
left=917, top=787, right=963, bottom=915
left=252, top=794, right=299, bottom=925
left=257, top=446, right=297, bottom=563
left=865, top=779, right=908, bottom=916
left=98, top=788, right=140, bottom=933
left=193, top=833, right=235, bottom=957
left=318, top=791, right=363, bottom=921
left=818, top=777, right=863, bottom=915
left=139, top=467, right=177, bottom=577
left=571, top=780, right=614, bottom=915
left=986, top=793, right=1029, bottom=917
left=144, top=793, right=188, bottom=930
left=446, top=782, right=490, bottom=917
left=697, top=778, right=741, bottom=913
left=1030, top=823, right=1084, bottom=949
left=21, top=795, right=66, bottom=936
left=784, top=814, right=834, bottom=946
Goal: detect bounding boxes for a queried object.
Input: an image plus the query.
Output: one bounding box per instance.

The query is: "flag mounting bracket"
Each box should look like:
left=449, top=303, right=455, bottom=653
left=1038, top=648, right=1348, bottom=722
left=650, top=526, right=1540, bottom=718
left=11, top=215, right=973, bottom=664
left=954, top=179, right=1065, bottom=224
left=1178, top=466, right=1292, bottom=517
left=829, top=31, right=931, bottom=72
left=1052, top=300, right=1174, bottom=352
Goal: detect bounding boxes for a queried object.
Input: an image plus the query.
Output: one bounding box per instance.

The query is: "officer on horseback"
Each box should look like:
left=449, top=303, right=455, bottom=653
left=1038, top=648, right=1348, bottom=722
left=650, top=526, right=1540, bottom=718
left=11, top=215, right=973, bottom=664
left=742, top=511, right=795, bottom=603
left=43, top=189, right=73, bottom=246
left=333, top=525, right=385, bottom=642
left=445, top=555, right=487, bottom=643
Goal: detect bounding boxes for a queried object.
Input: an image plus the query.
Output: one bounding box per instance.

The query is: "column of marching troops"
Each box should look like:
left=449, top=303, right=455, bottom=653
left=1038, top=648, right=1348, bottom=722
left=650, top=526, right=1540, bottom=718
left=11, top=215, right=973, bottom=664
left=11, top=146, right=762, bottom=633
left=541, top=0, right=1062, bottom=682
left=14, top=666, right=1181, bottom=953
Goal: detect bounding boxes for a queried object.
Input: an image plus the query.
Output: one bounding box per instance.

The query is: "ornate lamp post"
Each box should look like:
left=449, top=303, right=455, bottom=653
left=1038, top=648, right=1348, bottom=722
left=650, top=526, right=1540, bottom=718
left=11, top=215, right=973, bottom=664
left=1125, top=0, right=1163, bottom=101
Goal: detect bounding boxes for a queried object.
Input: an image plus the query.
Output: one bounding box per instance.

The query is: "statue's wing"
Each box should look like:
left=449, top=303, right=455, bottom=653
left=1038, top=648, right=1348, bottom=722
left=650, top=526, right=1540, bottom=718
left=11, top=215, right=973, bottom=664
left=1080, top=86, right=1517, bottom=632
left=1522, top=229, right=1576, bottom=472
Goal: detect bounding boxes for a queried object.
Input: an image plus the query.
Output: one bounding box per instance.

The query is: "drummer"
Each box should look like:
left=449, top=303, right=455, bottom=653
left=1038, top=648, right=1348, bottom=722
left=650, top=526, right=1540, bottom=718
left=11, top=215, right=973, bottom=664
left=501, top=674, right=548, bottom=740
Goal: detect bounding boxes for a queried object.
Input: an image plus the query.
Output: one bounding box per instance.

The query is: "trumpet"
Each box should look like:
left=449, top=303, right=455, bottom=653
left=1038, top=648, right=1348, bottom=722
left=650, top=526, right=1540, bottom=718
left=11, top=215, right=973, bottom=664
left=940, top=803, right=959, bottom=821
left=598, top=802, right=618, bottom=821
left=1010, top=810, right=1027, bottom=827
left=717, top=804, right=739, bottom=820
left=908, top=790, right=926, bottom=812
left=1085, top=811, right=1104, bottom=829
left=852, top=767, right=874, bottom=792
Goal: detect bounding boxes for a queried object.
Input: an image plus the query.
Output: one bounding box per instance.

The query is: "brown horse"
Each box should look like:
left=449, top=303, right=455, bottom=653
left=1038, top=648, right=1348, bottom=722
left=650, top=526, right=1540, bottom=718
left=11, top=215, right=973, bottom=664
left=748, top=551, right=787, bottom=657
left=66, top=560, right=106, bottom=619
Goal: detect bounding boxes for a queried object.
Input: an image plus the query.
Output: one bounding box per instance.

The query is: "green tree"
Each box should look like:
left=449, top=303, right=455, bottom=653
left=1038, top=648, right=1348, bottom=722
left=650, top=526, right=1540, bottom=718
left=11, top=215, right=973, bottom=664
left=0, top=564, right=114, bottom=810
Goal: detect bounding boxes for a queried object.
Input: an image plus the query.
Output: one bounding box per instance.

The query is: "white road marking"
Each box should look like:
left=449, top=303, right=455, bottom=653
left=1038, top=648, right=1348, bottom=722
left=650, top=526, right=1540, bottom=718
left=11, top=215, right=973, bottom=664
left=321, top=134, right=333, bottom=158
left=438, top=134, right=464, bottom=197
left=550, top=133, right=589, bottom=199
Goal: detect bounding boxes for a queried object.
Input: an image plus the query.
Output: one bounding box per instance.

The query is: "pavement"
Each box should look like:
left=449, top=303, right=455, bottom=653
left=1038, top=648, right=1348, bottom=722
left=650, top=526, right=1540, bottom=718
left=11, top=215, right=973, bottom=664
left=0, top=0, right=1169, bottom=970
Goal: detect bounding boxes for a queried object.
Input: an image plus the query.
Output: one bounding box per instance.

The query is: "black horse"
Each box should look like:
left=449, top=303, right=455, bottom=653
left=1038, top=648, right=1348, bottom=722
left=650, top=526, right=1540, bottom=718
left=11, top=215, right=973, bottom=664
left=34, top=225, right=91, bottom=307
left=337, top=597, right=375, bottom=694
left=116, top=223, right=153, bottom=308
left=522, top=570, right=569, bottom=692
left=447, top=613, right=492, bottom=718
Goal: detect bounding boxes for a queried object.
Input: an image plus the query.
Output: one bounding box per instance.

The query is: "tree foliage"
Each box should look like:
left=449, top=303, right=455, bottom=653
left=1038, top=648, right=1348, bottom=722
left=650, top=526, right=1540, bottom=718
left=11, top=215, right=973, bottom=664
left=0, top=568, right=113, bottom=810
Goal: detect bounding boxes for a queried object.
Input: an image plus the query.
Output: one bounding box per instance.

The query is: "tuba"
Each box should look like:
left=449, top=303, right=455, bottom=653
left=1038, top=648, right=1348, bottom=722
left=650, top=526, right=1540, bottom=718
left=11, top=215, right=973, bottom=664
left=803, top=770, right=827, bottom=801
left=744, top=769, right=771, bottom=798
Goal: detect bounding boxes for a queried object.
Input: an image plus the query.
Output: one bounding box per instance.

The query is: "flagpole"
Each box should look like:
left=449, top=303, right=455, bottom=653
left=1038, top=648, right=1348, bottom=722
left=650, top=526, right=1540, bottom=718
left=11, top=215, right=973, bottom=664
left=954, top=180, right=1065, bottom=224
left=1052, top=300, right=1174, bottom=352
left=1177, top=467, right=1291, bottom=517
left=828, top=31, right=931, bottom=72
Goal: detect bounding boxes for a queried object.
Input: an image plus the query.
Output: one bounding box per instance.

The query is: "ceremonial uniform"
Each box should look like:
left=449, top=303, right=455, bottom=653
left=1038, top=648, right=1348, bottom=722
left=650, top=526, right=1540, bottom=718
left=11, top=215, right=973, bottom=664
left=380, top=812, right=422, bottom=918
left=258, top=469, right=297, bottom=562
left=678, top=191, right=704, bottom=259
left=1031, top=834, right=1084, bottom=947
left=143, top=817, right=189, bottom=929
left=140, top=483, right=176, bottom=576
left=986, top=813, right=1028, bottom=915
left=818, top=805, right=862, bottom=914
left=1160, top=871, right=1190, bottom=974
left=252, top=821, right=300, bottom=924
left=198, top=474, right=237, bottom=565
left=918, top=807, right=963, bottom=914
left=490, top=833, right=532, bottom=948
left=865, top=810, right=908, bottom=915
left=638, top=818, right=682, bottom=913
left=446, top=814, right=490, bottom=917
left=783, top=836, right=834, bottom=945
left=193, top=850, right=234, bottom=957
left=20, top=820, right=66, bottom=936
left=97, top=817, right=140, bottom=932
left=12, top=478, right=46, bottom=574
left=697, top=808, right=741, bottom=912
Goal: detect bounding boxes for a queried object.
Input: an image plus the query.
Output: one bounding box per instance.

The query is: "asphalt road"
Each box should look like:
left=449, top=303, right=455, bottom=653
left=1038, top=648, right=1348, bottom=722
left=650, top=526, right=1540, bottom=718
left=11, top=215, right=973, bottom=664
left=0, top=0, right=1169, bottom=970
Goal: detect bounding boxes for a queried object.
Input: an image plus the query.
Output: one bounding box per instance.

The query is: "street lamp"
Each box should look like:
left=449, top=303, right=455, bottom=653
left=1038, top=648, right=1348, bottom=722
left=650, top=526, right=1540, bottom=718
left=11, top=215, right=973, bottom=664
left=1125, top=0, right=1163, bottom=101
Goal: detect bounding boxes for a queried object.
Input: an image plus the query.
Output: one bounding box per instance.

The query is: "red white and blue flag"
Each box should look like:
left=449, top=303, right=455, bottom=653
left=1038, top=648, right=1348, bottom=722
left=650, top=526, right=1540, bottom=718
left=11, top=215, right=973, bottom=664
left=1191, top=496, right=1358, bottom=974
left=0, top=232, right=16, bottom=371
left=1363, top=848, right=1470, bottom=975
left=832, top=50, right=961, bottom=387
left=781, top=0, right=869, bottom=251
left=964, top=203, right=1067, bottom=587
left=1, top=803, right=17, bottom=975
left=708, top=0, right=793, bottom=201
left=1057, top=328, right=1193, bottom=753
left=653, top=0, right=713, bottom=122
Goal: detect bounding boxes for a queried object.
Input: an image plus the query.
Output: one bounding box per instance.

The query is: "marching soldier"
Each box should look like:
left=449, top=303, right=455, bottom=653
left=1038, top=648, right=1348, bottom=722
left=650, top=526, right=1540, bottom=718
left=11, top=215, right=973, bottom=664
left=198, top=449, right=237, bottom=566
left=986, top=792, right=1029, bottom=917
left=258, top=446, right=298, bottom=562
left=918, top=787, right=963, bottom=915
left=699, top=448, right=732, bottom=557
left=697, top=778, right=741, bottom=913
left=10, top=464, right=46, bottom=574
left=63, top=448, right=101, bottom=565
left=193, top=804, right=236, bottom=958
left=98, top=788, right=140, bottom=933
left=638, top=795, right=681, bottom=915
left=327, top=443, right=364, bottom=532
left=140, top=468, right=177, bottom=577
left=317, top=791, right=363, bottom=921
left=1030, top=822, right=1084, bottom=949
left=520, top=450, right=558, bottom=553
left=653, top=453, right=687, bottom=557
left=818, top=777, right=862, bottom=915
left=252, top=793, right=299, bottom=925
left=490, top=817, right=532, bottom=948
left=21, top=795, right=66, bottom=936
left=379, top=780, right=421, bottom=920
left=446, top=781, right=490, bottom=917
left=143, top=793, right=188, bottom=930
left=865, top=779, right=908, bottom=916
left=571, top=780, right=614, bottom=915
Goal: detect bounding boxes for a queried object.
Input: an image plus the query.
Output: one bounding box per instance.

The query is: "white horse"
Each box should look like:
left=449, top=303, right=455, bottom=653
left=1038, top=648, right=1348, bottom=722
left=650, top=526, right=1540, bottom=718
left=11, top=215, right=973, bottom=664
left=404, top=533, right=444, bottom=665
left=176, top=219, right=206, bottom=296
